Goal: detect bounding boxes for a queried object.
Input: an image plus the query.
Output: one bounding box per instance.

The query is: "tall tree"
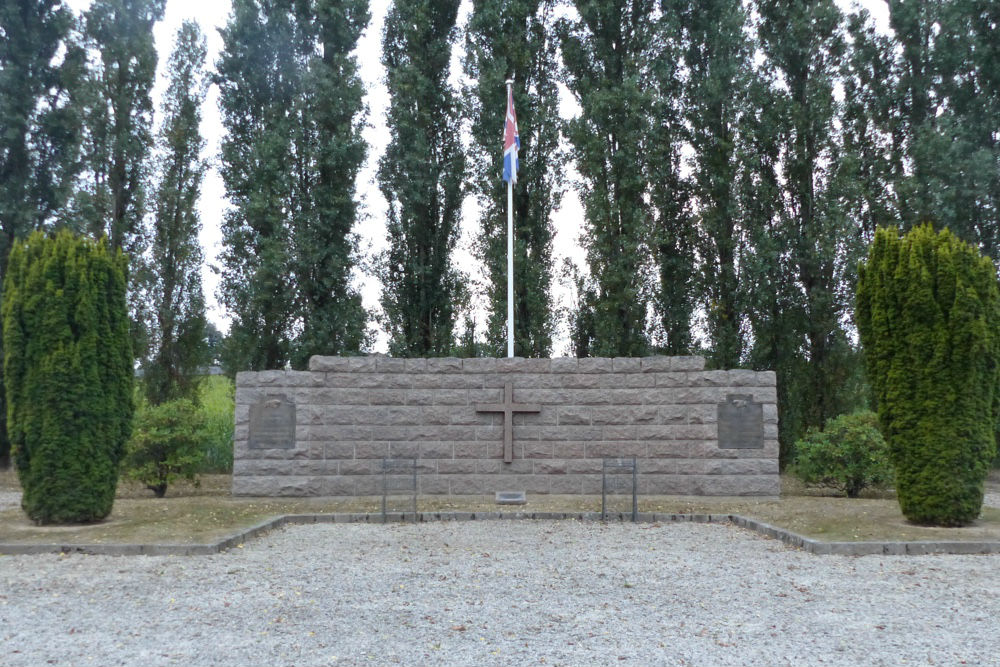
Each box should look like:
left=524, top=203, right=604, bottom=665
left=73, top=0, right=164, bottom=253
left=648, top=5, right=693, bottom=354
left=669, top=0, right=754, bottom=368
left=289, top=0, right=370, bottom=368
left=378, top=0, right=465, bottom=357
left=143, top=21, right=208, bottom=405
left=559, top=0, right=657, bottom=357
left=217, top=0, right=301, bottom=371
left=464, top=0, right=562, bottom=357
left=0, top=0, right=83, bottom=466
left=758, top=0, right=862, bottom=433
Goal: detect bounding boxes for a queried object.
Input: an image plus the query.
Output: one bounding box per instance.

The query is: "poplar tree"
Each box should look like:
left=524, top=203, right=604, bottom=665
left=464, top=0, right=561, bottom=357
left=758, top=0, right=862, bottom=431
left=73, top=0, right=164, bottom=252
left=289, top=0, right=370, bottom=368
left=143, top=22, right=208, bottom=405
left=669, top=0, right=753, bottom=368
left=559, top=0, right=657, bottom=357
left=0, top=0, right=83, bottom=466
left=378, top=0, right=465, bottom=357
left=217, top=0, right=300, bottom=370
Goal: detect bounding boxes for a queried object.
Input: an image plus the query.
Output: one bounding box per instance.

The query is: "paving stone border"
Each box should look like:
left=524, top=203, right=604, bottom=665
left=3, top=512, right=999, bottom=557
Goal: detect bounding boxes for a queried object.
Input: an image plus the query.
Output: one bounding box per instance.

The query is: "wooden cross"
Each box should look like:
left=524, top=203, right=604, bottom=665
left=475, top=383, right=540, bottom=463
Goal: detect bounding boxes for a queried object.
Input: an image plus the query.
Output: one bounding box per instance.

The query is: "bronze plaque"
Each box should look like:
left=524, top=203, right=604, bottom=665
left=717, top=394, right=764, bottom=449
left=248, top=394, right=296, bottom=449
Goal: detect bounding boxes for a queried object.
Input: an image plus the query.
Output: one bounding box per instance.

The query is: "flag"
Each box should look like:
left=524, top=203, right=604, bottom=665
left=503, top=85, right=519, bottom=184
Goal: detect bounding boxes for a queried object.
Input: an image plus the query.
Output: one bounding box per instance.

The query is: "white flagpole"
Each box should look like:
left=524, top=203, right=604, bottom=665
left=506, top=79, right=514, bottom=359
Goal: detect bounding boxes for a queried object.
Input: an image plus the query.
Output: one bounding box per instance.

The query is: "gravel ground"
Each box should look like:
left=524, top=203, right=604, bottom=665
left=3, top=521, right=1000, bottom=666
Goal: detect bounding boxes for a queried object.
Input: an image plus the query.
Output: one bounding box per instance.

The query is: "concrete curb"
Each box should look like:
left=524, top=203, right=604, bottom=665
left=3, top=511, right=1000, bottom=557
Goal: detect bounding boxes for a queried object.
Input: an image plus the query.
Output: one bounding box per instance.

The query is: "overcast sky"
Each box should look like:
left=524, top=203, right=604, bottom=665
left=65, top=0, right=890, bottom=355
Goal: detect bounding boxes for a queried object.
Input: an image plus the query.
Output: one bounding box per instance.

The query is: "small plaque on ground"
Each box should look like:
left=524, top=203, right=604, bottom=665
left=248, top=395, right=295, bottom=449
left=495, top=491, right=527, bottom=505
left=717, top=394, right=764, bottom=449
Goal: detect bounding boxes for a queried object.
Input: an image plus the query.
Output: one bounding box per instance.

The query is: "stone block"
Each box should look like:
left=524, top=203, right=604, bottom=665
left=551, top=406, right=593, bottom=426
left=382, top=406, right=423, bottom=425
left=652, top=373, right=690, bottom=388
left=367, top=389, right=407, bottom=405
left=532, top=460, right=568, bottom=475
left=308, top=356, right=351, bottom=372
left=578, top=358, right=613, bottom=373
left=325, top=442, right=356, bottom=459
left=640, top=356, right=672, bottom=372
left=409, top=389, right=468, bottom=406
left=512, top=425, right=541, bottom=441
left=612, top=357, right=641, bottom=372
left=590, top=407, right=631, bottom=425
left=763, top=403, right=779, bottom=423
left=513, top=409, right=555, bottom=425
left=462, top=358, right=497, bottom=372
left=603, top=425, right=638, bottom=440
left=585, top=441, right=647, bottom=458
left=647, top=441, right=690, bottom=458
left=550, top=358, right=578, bottom=373
left=340, top=460, right=376, bottom=475
left=420, top=442, right=455, bottom=458
left=551, top=441, right=586, bottom=458
left=604, top=389, right=645, bottom=405
left=454, top=442, right=486, bottom=458
left=475, top=425, right=504, bottom=440
left=549, top=476, right=583, bottom=494
left=498, top=357, right=551, bottom=373
left=297, top=388, right=370, bottom=405
left=419, top=475, right=450, bottom=494
left=354, top=441, right=390, bottom=459
left=388, top=442, right=419, bottom=458
left=437, top=459, right=477, bottom=474
left=375, top=356, right=406, bottom=373
left=426, top=357, right=463, bottom=373
left=671, top=356, right=706, bottom=371
left=410, top=373, right=483, bottom=389
left=561, top=374, right=601, bottom=389
left=420, top=406, right=452, bottom=425
left=404, top=358, right=428, bottom=372
left=523, top=441, right=553, bottom=459
left=539, top=425, right=603, bottom=441
left=347, top=357, right=377, bottom=372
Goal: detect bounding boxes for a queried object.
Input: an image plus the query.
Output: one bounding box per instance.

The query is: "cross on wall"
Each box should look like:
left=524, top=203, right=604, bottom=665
left=475, top=383, right=540, bottom=463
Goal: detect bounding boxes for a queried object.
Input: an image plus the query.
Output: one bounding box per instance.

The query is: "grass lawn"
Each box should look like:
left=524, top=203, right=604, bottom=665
left=2, top=469, right=1000, bottom=547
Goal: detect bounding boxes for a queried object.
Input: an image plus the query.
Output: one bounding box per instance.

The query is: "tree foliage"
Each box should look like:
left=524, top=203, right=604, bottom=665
left=218, top=0, right=369, bottom=372
left=558, top=0, right=656, bottom=357
left=0, top=0, right=84, bottom=466
left=856, top=225, right=1000, bottom=526
left=144, top=21, right=208, bottom=405
left=793, top=411, right=893, bottom=498
left=464, top=0, right=561, bottom=357
left=124, top=398, right=206, bottom=498
left=3, top=231, right=133, bottom=524
left=378, top=0, right=465, bottom=357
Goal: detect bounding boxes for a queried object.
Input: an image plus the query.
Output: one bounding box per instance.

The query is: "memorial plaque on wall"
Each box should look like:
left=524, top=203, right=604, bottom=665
left=248, top=394, right=296, bottom=449
left=717, top=394, right=763, bottom=449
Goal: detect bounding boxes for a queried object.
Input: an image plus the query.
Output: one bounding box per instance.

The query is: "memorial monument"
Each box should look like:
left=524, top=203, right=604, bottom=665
left=233, top=355, right=779, bottom=497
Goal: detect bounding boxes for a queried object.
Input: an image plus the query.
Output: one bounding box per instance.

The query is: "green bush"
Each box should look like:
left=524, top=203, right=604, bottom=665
left=197, top=375, right=234, bottom=473
left=856, top=224, right=1000, bottom=526
left=124, top=399, right=207, bottom=497
left=3, top=231, right=133, bottom=523
left=792, top=411, right=894, bottom=497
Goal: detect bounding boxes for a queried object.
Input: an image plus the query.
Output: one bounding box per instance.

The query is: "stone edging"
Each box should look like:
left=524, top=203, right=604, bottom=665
left=2, top=512, right=999, bottom=557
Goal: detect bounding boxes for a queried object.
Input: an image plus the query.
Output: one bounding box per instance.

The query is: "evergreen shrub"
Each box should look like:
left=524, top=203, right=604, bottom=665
left=792, top=411, right=893, bottom=497
left=124, top=398, right=206, bottom=497
left=856, top=224, right=1000, bottom=526
left=3, top=231, right=133, bottom=523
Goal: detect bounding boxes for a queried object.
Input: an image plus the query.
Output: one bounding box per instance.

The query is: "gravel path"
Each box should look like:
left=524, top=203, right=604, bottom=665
left=3, top=521, right=1000, bottom=666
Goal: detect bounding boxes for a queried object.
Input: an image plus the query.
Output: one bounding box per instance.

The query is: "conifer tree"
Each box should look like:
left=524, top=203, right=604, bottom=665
left=857, top=225, right=1000, bottom=526
left=3, top=231, right=133, bottom=524
left=0, top=0, right=83, bottom=466
left=558, top=0, right=657, bottom=357
left=464, top=0, right=561, bottom=357
left=378, top=0, right=465, bottom=357
left=144, top=21, right=208, bottom=405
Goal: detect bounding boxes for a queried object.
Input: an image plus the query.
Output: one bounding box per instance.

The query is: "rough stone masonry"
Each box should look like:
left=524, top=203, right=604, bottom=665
left=233, top=356, right=779, bottom=497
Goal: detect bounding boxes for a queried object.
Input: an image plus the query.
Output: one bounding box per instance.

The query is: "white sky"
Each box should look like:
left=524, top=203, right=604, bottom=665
left=65, top=0, right=889, bottom=355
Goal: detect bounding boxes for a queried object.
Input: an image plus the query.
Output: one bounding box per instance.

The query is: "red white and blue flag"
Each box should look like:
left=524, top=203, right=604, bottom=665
left=503, top=86, right=519, bottom=184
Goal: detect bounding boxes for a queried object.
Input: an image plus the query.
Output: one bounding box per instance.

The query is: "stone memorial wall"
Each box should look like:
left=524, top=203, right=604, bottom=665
left=233, top=356, right=779, bottom=497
